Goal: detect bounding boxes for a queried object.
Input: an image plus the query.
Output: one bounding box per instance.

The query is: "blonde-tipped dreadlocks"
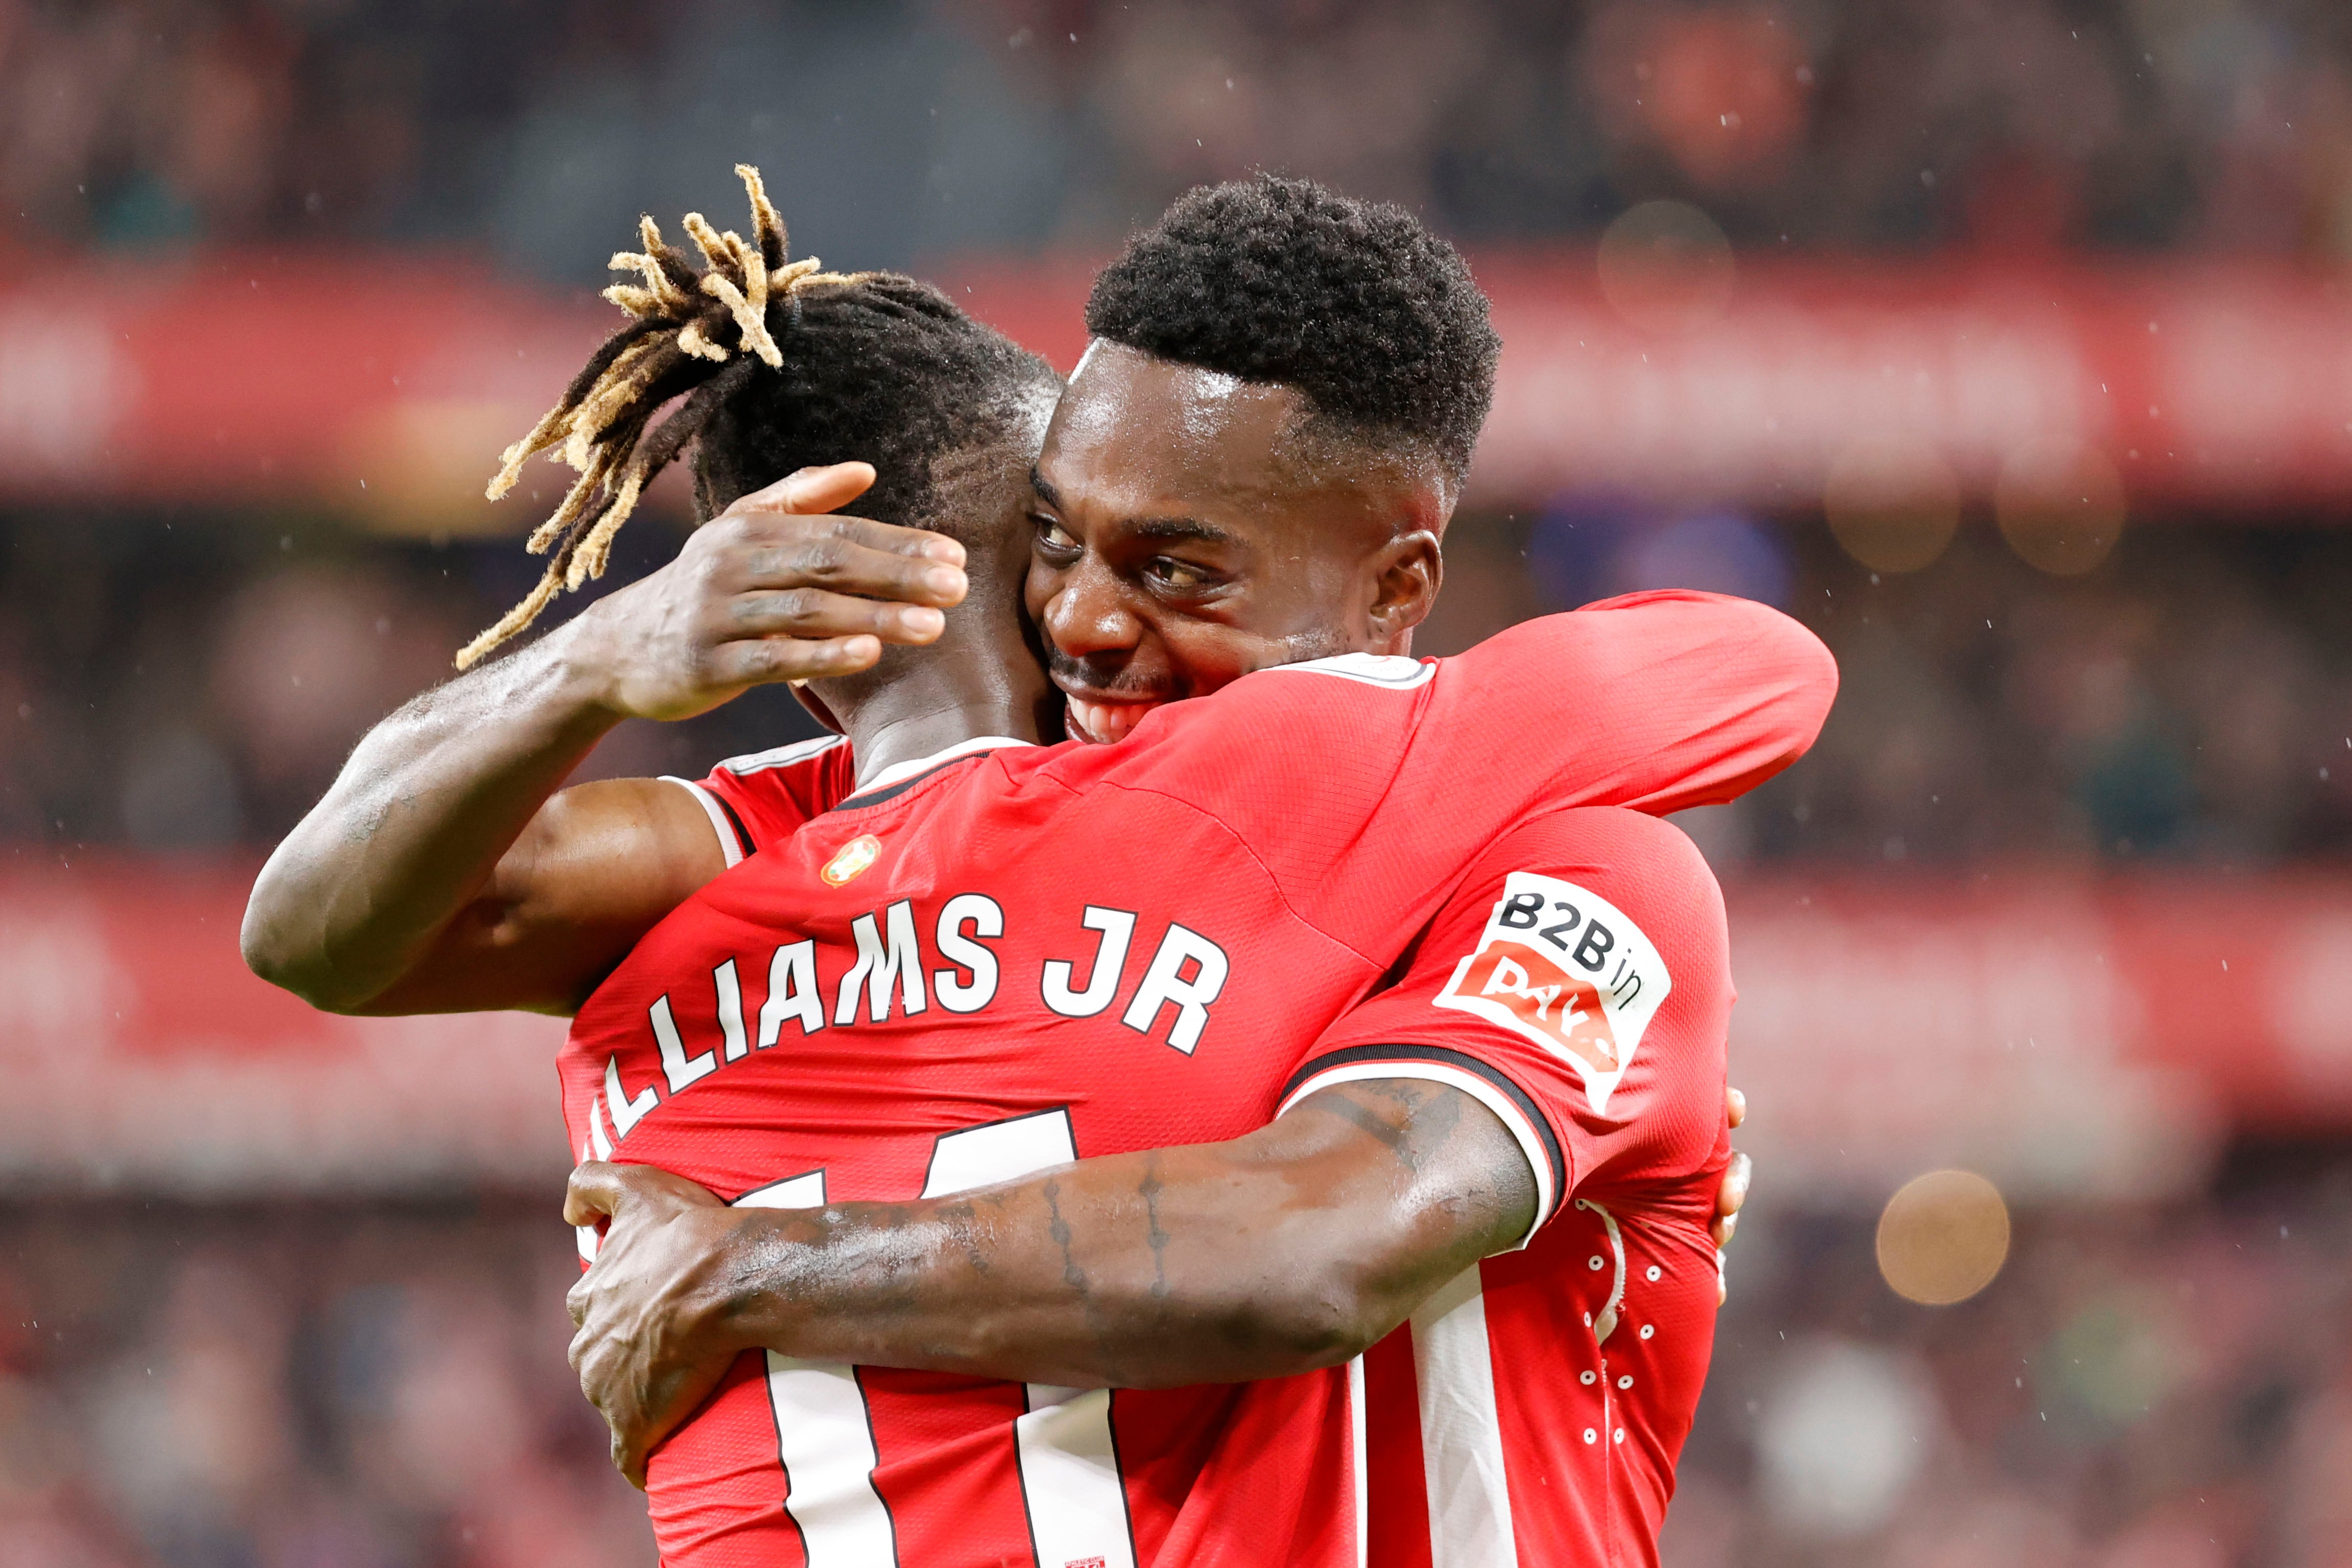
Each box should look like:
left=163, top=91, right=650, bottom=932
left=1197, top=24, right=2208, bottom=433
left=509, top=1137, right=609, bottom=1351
left=458, top=165, right=867, bottom=669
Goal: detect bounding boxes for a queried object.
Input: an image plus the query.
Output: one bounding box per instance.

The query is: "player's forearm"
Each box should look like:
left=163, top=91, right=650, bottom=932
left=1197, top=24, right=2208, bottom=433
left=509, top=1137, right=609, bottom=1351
left=241, top=623, right=622, bottom=1012
left=700, top=1083, right=1533, bottom=1387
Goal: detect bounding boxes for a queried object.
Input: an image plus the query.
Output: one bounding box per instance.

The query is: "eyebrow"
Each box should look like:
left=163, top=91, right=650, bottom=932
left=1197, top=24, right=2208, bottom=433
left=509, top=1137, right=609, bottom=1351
left=1127, top=517, right=1237, bottom=546
left=1028, top=468, right=1238, bottom=548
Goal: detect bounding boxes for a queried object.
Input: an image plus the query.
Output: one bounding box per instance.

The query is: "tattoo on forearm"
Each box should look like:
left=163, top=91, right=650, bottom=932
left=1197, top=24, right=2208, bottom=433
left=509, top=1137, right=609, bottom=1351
left=1139, top=1155, right=1170, bottom=1303
left=1040, top=1179, right=1090, bottom=1299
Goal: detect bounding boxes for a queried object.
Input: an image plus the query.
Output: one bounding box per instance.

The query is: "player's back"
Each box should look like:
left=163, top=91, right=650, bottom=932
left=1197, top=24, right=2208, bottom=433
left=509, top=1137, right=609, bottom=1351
left=561, top=593, right=1833, bottom=1567
left=567, top=665, right=1467, bottom=1568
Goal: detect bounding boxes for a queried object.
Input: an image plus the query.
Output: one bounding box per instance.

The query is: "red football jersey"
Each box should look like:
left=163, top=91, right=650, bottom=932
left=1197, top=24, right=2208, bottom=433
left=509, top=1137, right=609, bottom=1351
left=1298, top=807, right=1733, bottom=1568
left=670, top=732, right=858, bottom=865
left=560, top=592, right=1833, bottom=1568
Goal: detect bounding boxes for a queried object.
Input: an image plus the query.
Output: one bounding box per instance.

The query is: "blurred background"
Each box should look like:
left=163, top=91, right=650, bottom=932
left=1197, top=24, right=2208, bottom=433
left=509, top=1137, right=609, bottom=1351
left=3, top=0, right=2350, bottom=1563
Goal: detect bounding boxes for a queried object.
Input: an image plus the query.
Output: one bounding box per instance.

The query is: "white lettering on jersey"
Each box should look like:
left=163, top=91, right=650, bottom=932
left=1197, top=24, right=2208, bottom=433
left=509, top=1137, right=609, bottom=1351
left=836, top=900, right=928, bottom=1025
left=714, top=959, right=752, bottom=1061
left=1042, top=906, right=1138, bottom=1018
left=1120, top=924, right=1229, bottom=1055
left=933, top=894, right=1005, bottom=1013
left=604, top=1054, right=660, bottom=1136
left=651, top=994, right=719, bottom=1093
left=760, top=940, right=825, bottom=1044
left=1432, top=871, right=1670, bottom=1115
left=593, top=904, right=1233, bottom=1147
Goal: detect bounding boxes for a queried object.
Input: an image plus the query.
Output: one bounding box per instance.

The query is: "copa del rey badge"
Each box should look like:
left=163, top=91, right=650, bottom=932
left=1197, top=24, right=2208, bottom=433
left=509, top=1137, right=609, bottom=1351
left=1433, top=871, right=1670, bottom=1115
left=821, top=834, right=882, bottom=887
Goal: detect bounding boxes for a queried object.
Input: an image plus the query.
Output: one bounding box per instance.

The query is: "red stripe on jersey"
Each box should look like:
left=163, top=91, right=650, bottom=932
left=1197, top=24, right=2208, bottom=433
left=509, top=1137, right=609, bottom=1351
left=866, top=1371, right=1030, bottom=1563
left=1363, top=1328, right=1431, bottom=1568
left=643, top=1354, right=802, bottom=1566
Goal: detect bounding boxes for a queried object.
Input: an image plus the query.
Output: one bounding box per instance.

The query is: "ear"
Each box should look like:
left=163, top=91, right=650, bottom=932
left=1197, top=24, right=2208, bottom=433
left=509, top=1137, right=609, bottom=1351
left=1364, top=530, right=1442, bottom=655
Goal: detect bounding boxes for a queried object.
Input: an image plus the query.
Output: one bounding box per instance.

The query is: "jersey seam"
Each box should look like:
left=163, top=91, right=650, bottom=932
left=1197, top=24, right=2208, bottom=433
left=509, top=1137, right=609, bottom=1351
left=1077, top=778, right=1389, bottom=972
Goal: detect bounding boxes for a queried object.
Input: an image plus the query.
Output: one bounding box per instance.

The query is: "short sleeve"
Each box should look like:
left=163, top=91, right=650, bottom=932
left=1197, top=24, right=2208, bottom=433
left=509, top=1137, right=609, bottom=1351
left=1278, top=806, right=1732, bottom=1246
left=681, top=736, right=855, bottom=857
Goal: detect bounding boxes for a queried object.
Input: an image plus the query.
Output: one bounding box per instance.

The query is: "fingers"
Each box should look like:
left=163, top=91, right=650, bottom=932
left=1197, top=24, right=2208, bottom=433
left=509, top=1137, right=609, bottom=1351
left=1716, top=1150, right=1751, bottom=1217
left=1725, top=1085, right=1746, bottom=1129
left=705, top=633, right=885, bottom=690
left=619, top=1433, right=650, bottom=1490
left=726, top=465, right=966, bottom=573
left=730, top=462, right=881, bottom=521
left=1710, top=1151, right=1752, bottom=1249
left=727, top=585, right=949, bottom=645
left=564, top=1162, right=629, bottom=1228
left=734, top=523, right=968, bottom=598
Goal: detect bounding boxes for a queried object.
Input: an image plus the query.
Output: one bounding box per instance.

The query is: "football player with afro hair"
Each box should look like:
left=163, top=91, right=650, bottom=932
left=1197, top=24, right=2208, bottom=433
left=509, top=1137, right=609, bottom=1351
left=247, top=177, right=1773, bottom=1555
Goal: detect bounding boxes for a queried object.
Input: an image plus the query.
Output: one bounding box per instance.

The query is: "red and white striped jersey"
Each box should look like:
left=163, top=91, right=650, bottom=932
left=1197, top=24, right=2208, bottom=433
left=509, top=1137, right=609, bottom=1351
left=1298, top=807, right=1734, bottom=1568
left=562, top=592, right=1833, bottom=1567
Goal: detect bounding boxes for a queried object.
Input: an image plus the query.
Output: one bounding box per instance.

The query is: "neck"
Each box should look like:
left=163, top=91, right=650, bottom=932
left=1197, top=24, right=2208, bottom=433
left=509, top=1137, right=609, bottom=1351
left=812, top=621, right=1057, bottom=787
left=843, top=684, right=1044, bottom=785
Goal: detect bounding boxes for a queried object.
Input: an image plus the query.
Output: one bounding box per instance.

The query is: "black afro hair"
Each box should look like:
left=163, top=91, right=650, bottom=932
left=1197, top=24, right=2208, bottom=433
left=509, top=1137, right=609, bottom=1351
left=1084, top=174, right=1500, bottom=481
left=695, top=274, right=1060, bottom=543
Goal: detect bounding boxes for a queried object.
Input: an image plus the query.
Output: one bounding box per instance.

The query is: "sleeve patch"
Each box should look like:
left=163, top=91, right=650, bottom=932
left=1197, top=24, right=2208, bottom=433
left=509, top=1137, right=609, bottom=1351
left=1431, top=871, right=1671, bottom=1115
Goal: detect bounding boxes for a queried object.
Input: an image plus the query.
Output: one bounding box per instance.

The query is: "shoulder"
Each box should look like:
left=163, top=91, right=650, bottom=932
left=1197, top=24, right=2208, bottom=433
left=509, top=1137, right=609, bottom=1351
left=1476, top=805, right=1717, bottom=897
left=693, top=734, right=855, bottom=856
left=1452, top=806, right=1727, bottom=994
left=710, top=734, right=850, bottom=779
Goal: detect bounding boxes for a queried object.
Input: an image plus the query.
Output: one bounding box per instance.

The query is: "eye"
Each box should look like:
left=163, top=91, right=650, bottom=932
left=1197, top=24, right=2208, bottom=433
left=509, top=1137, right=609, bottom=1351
left=1150, top=556, right=1214, bottom=591
left=1030, top=515, right=1079, bottom=556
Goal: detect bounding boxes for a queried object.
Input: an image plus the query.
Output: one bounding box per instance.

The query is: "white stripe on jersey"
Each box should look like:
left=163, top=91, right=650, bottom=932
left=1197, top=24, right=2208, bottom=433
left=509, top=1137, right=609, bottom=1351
left=1349, top=1354, right=1369, bottom=1568
left=1015, top=1386, right=1138, bottom=1568
left=660, top=777, right=745, bottom=868
left=1256, top=651, right=1435, bottom=690
left=1411, top=1265, right=1520, bottom=1568
left=736, top=1172, right=901, bottom=1567
left=713, top=734, right=847, bottom=775
left=922, top=1111, right=1139, bottom=1568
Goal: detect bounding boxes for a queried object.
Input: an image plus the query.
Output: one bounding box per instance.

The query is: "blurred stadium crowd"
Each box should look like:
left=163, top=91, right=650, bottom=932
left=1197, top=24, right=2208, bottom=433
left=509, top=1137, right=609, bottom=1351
left=4, top=0, right=2351, bottom=265
left=0, top=1203, right=653, bottom=1567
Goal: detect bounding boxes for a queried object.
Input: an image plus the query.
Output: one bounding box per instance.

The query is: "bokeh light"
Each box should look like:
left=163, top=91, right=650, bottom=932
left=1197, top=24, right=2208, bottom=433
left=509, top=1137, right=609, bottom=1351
left=1596, top=200, right=1735, bottom=334
left=1821, top=436, right=1962, bottom=573
left=1875, top=1169, right=2010, bottom=1305
left=1995, top=438, right=2127, bottom=575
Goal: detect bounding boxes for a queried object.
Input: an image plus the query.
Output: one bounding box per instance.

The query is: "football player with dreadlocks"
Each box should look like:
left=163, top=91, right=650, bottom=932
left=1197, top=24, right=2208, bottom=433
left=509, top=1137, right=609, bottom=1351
left=246, top=170, right=1823, bottom=1567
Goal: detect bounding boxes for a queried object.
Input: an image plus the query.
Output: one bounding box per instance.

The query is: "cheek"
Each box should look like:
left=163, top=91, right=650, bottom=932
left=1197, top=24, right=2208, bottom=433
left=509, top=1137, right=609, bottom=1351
left=1158, top=623, right=1290, bottom=697
left=1022, top=557, right=1061, bottom=625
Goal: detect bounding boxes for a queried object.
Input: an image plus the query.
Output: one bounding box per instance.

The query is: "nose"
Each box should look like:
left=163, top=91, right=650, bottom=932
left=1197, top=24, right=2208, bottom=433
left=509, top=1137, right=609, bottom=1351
left=1042, top=552, right=1145, bottom=662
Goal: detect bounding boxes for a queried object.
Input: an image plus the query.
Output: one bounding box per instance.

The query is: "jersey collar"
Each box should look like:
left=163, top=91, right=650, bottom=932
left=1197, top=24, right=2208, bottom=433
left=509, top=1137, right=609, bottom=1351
left=843, top=735, right=1036, bottom=805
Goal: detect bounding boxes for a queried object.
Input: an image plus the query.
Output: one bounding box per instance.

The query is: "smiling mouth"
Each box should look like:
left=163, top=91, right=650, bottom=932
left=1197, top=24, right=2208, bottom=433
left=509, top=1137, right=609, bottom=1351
left=1065, top=695, right=1163, bottom=745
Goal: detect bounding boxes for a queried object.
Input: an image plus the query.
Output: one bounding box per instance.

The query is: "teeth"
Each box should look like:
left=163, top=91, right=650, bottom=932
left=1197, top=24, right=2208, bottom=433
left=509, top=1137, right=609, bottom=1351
left=1068, top=697, right=1152, bottom=744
